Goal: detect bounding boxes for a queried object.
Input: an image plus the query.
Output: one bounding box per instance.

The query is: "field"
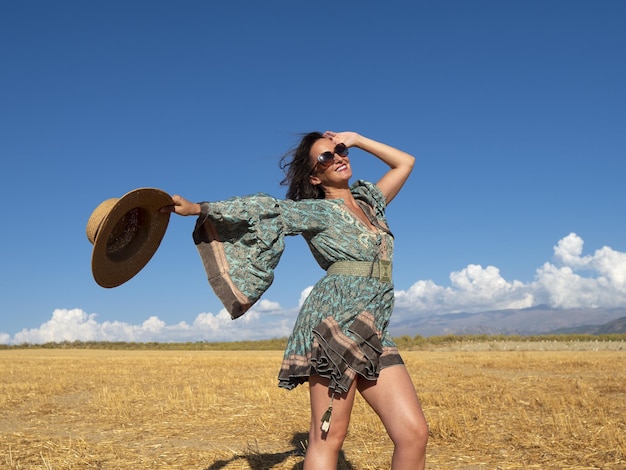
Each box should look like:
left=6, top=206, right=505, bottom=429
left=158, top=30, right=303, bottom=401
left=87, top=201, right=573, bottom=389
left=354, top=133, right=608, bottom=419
left=1, top=342, right=624, bottom=469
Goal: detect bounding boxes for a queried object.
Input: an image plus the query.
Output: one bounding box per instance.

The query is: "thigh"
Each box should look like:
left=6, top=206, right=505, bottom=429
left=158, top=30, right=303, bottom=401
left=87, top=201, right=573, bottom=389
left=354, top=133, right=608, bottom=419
left=308, top=375, right=357, bottom=440
left=357, top=365, right=427, bottom=441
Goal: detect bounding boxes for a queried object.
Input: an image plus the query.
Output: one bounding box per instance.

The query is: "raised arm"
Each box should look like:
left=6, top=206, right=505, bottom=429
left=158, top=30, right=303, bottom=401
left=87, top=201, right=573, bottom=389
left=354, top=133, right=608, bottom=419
left=324, top=131, right=415, bottom=204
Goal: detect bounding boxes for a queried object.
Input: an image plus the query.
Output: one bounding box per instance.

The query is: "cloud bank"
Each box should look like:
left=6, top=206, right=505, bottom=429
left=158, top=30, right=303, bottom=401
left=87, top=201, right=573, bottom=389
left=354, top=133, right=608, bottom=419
left=3, top=233, right=625, bottom=344
left=395, top=233, right=626, bottom=315
left=8, top=300, right=296, bottom=345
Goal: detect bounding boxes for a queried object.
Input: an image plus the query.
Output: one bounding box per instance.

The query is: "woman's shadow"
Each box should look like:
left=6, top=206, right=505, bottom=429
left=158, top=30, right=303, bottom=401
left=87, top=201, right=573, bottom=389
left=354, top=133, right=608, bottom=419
left=205, top=431, right=355, bottom=470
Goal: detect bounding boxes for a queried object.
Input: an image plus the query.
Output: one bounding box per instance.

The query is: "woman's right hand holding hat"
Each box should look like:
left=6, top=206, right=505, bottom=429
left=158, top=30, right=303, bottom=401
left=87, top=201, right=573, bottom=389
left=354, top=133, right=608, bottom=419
left=161, top=195, right=202, bottom=217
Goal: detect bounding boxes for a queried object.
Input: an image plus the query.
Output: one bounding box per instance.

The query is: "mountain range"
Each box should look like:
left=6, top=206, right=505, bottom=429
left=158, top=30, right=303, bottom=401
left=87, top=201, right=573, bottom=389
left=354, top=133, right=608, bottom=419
left=390, top=306, right=626, bottom=337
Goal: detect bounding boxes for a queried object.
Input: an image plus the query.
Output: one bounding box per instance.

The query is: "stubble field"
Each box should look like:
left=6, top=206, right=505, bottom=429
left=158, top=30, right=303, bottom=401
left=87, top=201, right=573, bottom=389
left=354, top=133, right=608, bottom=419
left=1, top=343, right=624, bottom=469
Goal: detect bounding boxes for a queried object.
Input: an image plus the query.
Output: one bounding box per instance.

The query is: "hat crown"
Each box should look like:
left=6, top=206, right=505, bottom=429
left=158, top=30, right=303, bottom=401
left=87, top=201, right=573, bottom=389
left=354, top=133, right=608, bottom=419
left=86, top=198, right=118, bottom=244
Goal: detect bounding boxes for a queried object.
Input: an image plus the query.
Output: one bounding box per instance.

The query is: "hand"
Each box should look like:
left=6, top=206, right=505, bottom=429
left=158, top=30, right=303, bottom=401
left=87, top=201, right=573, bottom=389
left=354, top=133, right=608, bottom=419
left=160, top=195, right=202, bottom=216
left=323, top=130, right=361, bottom=149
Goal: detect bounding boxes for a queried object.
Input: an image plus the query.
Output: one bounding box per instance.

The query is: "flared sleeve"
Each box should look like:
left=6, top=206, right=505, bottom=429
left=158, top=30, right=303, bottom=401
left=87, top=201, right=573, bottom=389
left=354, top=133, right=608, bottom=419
left=192, top=193, right=331, bottom=319
left=352, top=180, right=387, bottom=218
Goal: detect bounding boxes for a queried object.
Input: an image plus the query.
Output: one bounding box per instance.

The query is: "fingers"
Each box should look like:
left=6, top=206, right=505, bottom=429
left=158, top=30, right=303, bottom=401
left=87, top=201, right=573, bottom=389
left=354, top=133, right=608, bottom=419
left=167, top=195, right=202, bottom=216
left=325, top=130, right=359, bottom=149
left=160, top=194, right=183, bottom=213
left=160, top=195, right=193, bottom=215
left=324, top=130, right=344, bottom=146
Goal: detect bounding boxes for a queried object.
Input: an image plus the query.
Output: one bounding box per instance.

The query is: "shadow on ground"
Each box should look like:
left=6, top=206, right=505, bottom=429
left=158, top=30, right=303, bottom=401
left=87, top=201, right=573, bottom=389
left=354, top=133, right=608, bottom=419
left=205, top=431, right=355, bottom=470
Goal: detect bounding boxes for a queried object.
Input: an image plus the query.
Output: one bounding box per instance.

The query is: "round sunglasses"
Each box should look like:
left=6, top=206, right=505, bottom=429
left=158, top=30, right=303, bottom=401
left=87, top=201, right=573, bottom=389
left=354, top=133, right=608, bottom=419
left=314, top=143, right=349, bottom=171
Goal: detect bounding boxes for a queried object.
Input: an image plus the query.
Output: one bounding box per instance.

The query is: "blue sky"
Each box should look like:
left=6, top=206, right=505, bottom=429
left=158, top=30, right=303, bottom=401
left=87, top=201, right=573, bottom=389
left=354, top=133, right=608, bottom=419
left=1, top=1, right=625, bottom=344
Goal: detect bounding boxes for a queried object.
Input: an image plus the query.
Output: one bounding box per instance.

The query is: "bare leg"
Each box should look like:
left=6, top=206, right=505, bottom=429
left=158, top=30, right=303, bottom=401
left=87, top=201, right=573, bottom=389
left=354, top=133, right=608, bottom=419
left=303, top=375, right=357, bottom=470
left=358, top=365, right=428, bottom=470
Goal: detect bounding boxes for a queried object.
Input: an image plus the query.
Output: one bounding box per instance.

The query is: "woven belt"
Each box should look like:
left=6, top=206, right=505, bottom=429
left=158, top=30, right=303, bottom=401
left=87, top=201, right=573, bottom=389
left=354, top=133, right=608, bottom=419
left=326, top=260, right=392, bottom=283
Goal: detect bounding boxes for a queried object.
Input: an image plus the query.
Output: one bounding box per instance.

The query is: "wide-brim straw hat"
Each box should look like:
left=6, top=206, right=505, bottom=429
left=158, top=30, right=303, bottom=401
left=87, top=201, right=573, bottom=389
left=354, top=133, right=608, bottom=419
left=86, top=188, right=174, bottom=288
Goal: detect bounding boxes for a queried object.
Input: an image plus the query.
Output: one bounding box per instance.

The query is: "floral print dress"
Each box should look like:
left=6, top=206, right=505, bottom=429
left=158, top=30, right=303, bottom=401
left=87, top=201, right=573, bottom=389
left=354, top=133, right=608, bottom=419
left=193, top=180, right=403, bottom=393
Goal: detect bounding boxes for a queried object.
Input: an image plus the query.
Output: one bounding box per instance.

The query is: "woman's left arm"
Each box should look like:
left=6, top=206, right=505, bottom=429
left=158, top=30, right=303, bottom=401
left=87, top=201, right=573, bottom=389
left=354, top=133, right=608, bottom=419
left=325, top=131, right=415, bottom=204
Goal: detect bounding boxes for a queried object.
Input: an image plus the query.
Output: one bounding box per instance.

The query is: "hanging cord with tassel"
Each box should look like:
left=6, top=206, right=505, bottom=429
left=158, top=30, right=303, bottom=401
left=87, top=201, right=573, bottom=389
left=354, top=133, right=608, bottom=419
left=320, top=393, right=335, bottom=433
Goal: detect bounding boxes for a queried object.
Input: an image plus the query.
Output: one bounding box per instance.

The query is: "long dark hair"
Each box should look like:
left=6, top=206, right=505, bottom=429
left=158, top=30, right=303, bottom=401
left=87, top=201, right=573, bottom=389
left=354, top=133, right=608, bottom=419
left=280, top=132, right=325, bottom=201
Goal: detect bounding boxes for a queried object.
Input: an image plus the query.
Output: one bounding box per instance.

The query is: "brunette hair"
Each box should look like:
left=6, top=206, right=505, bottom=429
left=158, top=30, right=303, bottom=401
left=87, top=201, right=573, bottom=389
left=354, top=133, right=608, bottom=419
left=280, top=132, right=325, bottom=201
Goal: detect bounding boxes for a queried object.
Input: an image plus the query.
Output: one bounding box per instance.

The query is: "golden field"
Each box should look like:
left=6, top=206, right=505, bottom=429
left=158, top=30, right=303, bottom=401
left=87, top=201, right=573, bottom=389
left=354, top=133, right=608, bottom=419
left=1, top=343, right=624, bottom=469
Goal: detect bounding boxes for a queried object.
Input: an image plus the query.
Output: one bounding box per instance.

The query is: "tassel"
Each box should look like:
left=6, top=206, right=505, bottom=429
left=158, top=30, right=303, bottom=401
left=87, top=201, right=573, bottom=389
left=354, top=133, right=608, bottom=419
left=321, top=405, right=332, bottom=433
left=320, top=395, right=335, bottom=433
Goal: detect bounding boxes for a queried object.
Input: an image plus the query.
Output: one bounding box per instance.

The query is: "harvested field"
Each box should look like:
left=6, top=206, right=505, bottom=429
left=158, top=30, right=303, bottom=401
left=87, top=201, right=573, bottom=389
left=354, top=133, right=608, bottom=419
left=1, top=343, right=624, bottom=469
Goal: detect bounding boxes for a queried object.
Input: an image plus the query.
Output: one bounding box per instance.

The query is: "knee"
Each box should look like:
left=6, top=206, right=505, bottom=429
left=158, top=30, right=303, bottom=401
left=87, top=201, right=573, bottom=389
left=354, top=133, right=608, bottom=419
left=394, top=416, right=429, bottom=452
left=309, top=423, right=349, bottom=454
left=414, top=419, right=429, bottom=450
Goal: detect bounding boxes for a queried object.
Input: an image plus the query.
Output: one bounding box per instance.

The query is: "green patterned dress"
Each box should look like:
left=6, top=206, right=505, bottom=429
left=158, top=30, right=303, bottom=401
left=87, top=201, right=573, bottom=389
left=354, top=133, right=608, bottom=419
left=192, top=180, right=403, bottom=393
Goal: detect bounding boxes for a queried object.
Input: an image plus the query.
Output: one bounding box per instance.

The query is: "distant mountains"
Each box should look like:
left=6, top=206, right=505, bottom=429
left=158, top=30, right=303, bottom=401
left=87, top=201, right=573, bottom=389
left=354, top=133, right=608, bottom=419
left=548, top=315, right=626, bottom=335
left=389, top=306, right=626, bottom=337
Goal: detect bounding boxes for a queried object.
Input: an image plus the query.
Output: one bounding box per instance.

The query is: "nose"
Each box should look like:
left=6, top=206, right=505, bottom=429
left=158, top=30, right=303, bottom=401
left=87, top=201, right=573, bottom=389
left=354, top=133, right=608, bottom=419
left=327, top=154, right=341, bottom=166
left=333, top=151, right=346, bottom=162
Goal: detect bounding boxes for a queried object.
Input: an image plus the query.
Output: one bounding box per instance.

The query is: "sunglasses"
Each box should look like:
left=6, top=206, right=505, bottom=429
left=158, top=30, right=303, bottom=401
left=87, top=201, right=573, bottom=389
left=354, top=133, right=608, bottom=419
left=314, top=143, right=349, bottom=170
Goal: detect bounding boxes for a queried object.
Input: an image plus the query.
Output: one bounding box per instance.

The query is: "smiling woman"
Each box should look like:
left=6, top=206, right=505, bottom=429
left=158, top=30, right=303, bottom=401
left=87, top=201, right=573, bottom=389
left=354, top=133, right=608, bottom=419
left=161, top=130, right=426, bottom=469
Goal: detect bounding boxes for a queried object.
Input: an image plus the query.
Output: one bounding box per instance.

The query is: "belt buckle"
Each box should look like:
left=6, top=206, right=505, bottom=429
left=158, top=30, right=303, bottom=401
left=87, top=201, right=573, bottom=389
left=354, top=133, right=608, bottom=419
left=379, top=260, right=392, bottom=283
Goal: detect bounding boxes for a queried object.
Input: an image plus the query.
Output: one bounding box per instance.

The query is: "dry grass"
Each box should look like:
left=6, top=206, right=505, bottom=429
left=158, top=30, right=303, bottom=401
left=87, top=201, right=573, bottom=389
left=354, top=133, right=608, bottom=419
left=0, top=345, right=624, bottom=469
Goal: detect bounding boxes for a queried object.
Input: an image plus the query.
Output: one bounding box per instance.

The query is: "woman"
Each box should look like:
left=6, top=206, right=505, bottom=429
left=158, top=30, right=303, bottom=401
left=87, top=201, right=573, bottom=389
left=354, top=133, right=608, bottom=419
left=164, top=131, right=428, bottom=469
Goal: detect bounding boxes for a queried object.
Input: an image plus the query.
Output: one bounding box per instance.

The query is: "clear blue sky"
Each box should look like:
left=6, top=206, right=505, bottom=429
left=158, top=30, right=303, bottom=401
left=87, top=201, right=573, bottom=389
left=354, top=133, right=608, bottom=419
left=1, top=1, right=625, bottom=343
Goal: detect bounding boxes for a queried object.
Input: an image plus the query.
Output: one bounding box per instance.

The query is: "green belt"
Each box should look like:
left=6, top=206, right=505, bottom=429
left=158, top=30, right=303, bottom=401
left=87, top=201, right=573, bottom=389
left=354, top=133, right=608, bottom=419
left=326, top=260, right=392, bottom=283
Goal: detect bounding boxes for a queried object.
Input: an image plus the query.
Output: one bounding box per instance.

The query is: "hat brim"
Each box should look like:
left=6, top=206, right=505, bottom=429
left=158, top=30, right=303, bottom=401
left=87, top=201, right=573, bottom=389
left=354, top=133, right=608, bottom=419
left=91, top=188, right=173, bottom=288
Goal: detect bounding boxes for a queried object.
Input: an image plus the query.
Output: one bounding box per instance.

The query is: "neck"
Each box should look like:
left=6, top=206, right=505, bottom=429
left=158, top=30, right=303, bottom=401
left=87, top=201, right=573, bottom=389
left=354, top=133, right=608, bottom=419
left=323, top=185, right=353, bottom=202
left=322, top=183, right=354, bottom=200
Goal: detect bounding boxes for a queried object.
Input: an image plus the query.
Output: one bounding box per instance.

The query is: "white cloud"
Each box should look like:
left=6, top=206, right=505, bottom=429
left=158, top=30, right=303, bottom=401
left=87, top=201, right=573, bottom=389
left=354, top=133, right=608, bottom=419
left=2, top=233, right=625, bottom=344
left=298, top=286, right=314, bottom=307
left=5, top=302, right=295, bottom=345
left=142, top=316, right=166, bottom=333
left=553, top=232, right=590, bottom=268
left=394, top=265, right=534, bottom=315
left=393, top=232, right=626, bottom=321
left=532, top=233, right=626, bottom=309
left=255, top=299, right=282, bottom=312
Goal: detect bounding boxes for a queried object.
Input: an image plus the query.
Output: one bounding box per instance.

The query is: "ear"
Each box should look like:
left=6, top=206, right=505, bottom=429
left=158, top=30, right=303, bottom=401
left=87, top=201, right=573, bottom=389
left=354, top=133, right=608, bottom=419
left=309, top=175, right=321, bottom=186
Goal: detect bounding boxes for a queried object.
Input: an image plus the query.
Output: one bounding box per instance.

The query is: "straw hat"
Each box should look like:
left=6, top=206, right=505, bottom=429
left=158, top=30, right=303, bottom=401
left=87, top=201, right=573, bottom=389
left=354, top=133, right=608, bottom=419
left=86, top=188, right=174, bottom=288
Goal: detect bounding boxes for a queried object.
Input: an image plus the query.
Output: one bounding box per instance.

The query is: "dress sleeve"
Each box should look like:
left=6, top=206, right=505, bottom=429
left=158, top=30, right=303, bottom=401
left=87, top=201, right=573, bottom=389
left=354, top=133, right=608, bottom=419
left=192, top=193, right=331, bottom=319
left=351, top=180, right=392, bottom=237
left=351, top=180, right=387, bottom=219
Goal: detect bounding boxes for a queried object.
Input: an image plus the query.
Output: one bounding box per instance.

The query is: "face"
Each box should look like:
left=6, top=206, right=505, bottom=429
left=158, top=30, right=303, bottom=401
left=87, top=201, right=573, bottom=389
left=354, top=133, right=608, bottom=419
left=309, top=138, right=352, bottom=185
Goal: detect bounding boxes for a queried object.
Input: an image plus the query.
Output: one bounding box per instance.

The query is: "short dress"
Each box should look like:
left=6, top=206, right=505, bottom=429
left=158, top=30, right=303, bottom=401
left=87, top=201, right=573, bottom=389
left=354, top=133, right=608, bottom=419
left=192, top=180, right=403, bottom=394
